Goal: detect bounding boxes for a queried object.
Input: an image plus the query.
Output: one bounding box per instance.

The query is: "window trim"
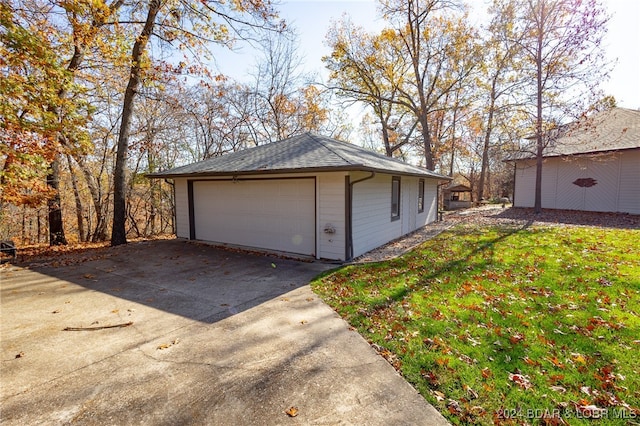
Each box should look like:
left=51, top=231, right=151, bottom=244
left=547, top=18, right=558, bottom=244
left=391, top=176, right=401, bottom=221
left=418, top=179, right=425, bottom=213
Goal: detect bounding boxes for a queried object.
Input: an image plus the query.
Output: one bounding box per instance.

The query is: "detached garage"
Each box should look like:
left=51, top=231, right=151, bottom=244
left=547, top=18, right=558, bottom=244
left=511, top=108, right=640, bottom=215
left=149, top=133, right=451, bottom=261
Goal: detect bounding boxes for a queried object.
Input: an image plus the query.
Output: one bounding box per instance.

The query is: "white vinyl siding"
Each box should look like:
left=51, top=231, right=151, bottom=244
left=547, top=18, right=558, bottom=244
left=352, top=173, right=402, bottom=257
left=351, top=173, right=440, bottom=258
left=172, top=171, right=442, bottom=261
left=418, top=178, right=438, bottom=225
left=174, top=178, right=190, bottom=239
left=402, top=178, right=415, bottom=235
left=317, top=172, right=347, bottom=261
left=514, top=150, right=640, bottom=214
left=192, top=178, right=316, bottom=256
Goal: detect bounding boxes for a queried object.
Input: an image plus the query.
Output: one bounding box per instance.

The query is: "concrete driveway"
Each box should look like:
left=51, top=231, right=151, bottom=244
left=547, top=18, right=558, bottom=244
left=1, top=239, right=448, bottom=425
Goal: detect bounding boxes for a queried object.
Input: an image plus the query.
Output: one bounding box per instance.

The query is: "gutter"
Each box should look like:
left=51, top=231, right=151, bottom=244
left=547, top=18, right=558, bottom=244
left=145, top=165, right=451, bottom=181
left=346, top=171, right=376, bottom=261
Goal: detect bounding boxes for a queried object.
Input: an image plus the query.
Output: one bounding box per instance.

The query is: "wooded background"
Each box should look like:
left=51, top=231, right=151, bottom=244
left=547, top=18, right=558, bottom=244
left=0, top=0, right=611, bottom=246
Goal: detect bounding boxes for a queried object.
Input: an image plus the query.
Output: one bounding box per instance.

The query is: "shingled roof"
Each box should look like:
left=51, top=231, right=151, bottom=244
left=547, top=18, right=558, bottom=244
left=510, top=107, right=640, bottom=160
left=148, top=132, right=450, bottom=180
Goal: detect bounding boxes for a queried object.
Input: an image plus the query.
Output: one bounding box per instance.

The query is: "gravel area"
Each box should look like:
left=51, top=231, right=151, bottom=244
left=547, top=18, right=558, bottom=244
left=352, top=206, right=639, bottom=263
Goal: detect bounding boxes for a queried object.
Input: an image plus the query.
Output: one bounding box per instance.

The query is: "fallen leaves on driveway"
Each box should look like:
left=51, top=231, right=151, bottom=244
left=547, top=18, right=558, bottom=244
left=157, top=339, right=180, bottom=350
left=284, top=406, right=299, bottom=417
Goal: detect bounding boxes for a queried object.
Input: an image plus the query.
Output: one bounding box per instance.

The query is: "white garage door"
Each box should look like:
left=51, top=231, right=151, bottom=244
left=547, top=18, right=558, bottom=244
left=192, top=178, right=316, bottom=256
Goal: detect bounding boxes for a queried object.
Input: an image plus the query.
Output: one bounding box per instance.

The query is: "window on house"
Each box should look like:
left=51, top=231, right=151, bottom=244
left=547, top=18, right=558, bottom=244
left=391, top=176, right=400, bottom=221
left=418, top=179, right=425, bottom=213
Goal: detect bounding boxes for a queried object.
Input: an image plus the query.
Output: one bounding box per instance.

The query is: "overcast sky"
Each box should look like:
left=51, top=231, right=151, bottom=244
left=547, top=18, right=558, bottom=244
left=211, top=0, right=640, bottom=110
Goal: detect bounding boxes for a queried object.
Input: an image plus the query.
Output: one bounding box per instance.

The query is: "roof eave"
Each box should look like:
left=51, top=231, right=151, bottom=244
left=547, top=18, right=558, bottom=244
left=505, top=146, right=640, bottom=162
left=147, top=164, right=452, bottom=181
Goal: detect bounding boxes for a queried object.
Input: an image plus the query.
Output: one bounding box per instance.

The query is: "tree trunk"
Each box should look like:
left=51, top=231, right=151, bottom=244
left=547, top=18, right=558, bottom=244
left=111, top=0, right=162, bottom=246
left=147, top=149, right=158, bottom=235
left=73, top=154, right=108, bottom=241
left=479, top=93, right=496, bottom=201
left=420, top=115, right=434, bottom=170
left=533, top=5, right=545, bottom=214
left=66, top=154, right=86, bottom=242
left=47, top=157, right=67, bottom=246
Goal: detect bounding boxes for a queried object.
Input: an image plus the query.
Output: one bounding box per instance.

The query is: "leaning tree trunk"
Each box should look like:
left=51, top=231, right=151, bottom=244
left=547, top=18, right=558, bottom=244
left=111, top=0, right=162, bottom=246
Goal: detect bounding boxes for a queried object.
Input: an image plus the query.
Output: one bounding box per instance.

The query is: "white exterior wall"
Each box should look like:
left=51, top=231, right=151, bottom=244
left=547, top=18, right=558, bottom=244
left=171, top=172, right=347, bottom=260
left=420, top=178, right=439, bottom=225
left=172, top=170, right=441, bottom=261
left=316, top=172, right=347, bottom=261
left=513, top=149, right=640, bottom=214
left=174, top=178, right=190, bottom=239
left=351, top=173, right=439, bottom=258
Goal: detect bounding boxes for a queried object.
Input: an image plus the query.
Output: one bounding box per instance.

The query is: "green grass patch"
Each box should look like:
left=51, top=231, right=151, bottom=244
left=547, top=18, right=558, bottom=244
left=311, top=224, right=640, bottom=425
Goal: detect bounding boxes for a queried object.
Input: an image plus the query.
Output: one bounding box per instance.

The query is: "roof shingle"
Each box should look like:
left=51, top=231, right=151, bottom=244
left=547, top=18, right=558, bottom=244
left=510, top=107, right=640, bottom=160
left=148, top=132, right=450, bottom=180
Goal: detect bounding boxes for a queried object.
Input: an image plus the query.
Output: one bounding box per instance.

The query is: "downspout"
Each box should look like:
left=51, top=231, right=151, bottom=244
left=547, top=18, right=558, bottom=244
left=346, top=171, right=376, bottom=261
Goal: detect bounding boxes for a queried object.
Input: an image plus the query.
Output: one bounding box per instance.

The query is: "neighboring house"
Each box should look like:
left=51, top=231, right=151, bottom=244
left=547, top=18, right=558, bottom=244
left=443, top=184, right=473, bottom=210
left=149, top=132, right=451, bottom=261
left=511, top=107, right=640, bottom=215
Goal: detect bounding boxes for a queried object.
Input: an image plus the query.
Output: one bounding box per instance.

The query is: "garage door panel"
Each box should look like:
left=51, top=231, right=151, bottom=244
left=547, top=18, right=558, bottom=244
left=193, top=179, right=315, bottom=255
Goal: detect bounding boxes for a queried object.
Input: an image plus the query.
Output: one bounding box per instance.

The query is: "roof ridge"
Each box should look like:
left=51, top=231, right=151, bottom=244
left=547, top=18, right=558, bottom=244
left=309, top=132, right=435, bottom=172
left=307, top=133, right=355, bottom=166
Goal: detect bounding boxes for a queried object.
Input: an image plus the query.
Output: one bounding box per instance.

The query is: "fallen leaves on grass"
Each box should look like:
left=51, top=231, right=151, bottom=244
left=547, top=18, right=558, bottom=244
left=509, top=372, right=533, bottom=390
left=549, top=385, right=567, bottom=393
left=311, top=222, right=640, bottom=425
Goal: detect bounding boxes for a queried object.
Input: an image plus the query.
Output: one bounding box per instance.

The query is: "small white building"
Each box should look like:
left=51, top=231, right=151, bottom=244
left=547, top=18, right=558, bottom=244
left=149, top=133, right=451, bottom=261
left=512, top=108, right=640, bottom=215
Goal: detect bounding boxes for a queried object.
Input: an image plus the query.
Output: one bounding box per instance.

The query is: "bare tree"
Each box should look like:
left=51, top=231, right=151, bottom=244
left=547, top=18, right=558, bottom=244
left=510, top=0, right=609, bottom=213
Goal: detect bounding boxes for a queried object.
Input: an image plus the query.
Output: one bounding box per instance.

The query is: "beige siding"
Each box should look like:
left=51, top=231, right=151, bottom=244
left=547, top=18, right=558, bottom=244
left=514, top=161, right=536, bottom=208
left=618, top=150, right=640, bottom=214
left=541, top=159, right=559, bottom=208
left=317, top=172, right=347, bottom=261
left=174, top=178, right=190, bottom=238
left=584, top=156, right=620, bottom=212
left=514, top=150, right=640, bottom=214
left=555, top=158, right=585, bottom=210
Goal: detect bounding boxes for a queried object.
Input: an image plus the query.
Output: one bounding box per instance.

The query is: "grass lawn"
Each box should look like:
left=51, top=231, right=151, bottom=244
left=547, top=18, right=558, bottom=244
left=311, top=223, right=640, bottom=425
